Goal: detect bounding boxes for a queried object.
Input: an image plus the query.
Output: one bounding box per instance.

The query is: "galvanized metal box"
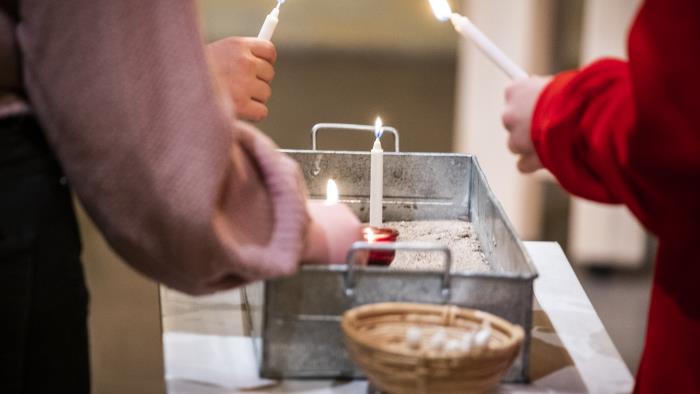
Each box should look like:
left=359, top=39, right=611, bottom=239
left=243, top=146, right=538, bottom=383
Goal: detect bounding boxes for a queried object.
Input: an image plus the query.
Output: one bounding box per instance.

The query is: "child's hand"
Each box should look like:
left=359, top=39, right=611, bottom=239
left=302, top=201, right=363, bottom=265
left=502, top=76, right=551, bottom=173
left=207, top=37, right=277, bottom=122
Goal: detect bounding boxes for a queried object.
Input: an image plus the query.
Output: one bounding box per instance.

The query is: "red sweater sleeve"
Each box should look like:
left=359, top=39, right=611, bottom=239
left=532, top=0, right=700, bottom=240
left=531, top=59, right=636, bottom=206
left=532, top=3, right=700, bottom=391
left=533, top=53, right=700, bottom=238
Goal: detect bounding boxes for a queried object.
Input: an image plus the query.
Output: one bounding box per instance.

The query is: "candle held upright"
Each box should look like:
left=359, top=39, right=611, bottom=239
left=428, top=0, right=528, bottom=80
left=369, top=117, right=384, bottom=227
left=258, top=0, right=286, bottom=41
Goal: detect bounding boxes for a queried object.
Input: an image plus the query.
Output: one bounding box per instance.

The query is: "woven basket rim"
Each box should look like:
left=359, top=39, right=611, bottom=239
left=342, top=302, right=525, bottom=360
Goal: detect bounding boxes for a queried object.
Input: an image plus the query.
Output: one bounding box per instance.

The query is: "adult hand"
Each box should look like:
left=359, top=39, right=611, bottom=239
left=207, top=37, right=277, bottom=122
left=501, top=76, right=551, bottom=173
left=303, top=201, right=363, bottom=265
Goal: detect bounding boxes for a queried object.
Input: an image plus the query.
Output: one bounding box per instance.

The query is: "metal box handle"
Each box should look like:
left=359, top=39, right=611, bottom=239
left=311, top=123, right=400, bottom=152
left=344, top=241, right=453, bottom=298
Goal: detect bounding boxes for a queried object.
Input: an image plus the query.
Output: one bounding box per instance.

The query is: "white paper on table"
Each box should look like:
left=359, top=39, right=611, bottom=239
left=193, top=288, right=242, bottom=305
left=164, top=332, right=276, bottom=390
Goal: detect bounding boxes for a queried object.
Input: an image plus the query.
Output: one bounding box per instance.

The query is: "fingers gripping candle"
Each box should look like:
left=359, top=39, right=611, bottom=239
left=258, top=0, right=286, bottom=41
left=428, top=0, right=528, bottom=80
left=369, top=117, right=384, bottom=227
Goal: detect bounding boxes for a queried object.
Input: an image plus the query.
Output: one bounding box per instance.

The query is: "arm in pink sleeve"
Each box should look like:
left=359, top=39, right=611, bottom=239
left=18, top=0, right=309, bottom=294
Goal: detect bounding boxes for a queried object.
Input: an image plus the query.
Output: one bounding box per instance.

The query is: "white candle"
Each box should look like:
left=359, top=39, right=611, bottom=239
left=326, top=179, right=339, bottom=205
left=428, top=0, right=528, bottom=80
left=258, top=0, right=285, bottom=41
left=369, top=117, right=384, bottom=227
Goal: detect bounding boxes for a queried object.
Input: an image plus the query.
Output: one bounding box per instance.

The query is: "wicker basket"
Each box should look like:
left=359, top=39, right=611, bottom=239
left=342, top=302, right=524, bottom=394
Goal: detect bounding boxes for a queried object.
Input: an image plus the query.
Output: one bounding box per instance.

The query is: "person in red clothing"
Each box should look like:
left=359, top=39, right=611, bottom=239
left=502, top=0, right=700, bottom=391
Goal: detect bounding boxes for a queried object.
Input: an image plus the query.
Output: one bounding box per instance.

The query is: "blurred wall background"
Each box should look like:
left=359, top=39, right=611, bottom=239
left=201, top=0, right=461, bottom=153
left=568, top=0, right=647, bottom=268
left=81, top=1, right=652, bottom=392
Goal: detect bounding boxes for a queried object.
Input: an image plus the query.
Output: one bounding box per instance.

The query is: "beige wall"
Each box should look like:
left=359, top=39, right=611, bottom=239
left=200, top=0, right=460, bottom=153
left=568, top=0, right=646, bottom=267
left=78, top=203, right=165, bottom=394
left=258, top=51, right=457, bottom=154
left=198, top=0, right=457, bottom=55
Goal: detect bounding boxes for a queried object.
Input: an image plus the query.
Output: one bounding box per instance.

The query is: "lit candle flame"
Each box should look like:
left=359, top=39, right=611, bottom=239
left=364, top=227, right=377, bottom=243
left=275, top=0, right=285, bottom=9
left=374, top=116, right=383, bottom=139
left=326, top=179, right=339, bottom=205
left=429, top=0, right=453, bottom=22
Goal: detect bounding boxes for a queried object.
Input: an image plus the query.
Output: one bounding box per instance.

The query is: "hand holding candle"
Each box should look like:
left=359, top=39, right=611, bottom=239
left=429, top=0, right=528, bottom=80
left=502, top=76, right=551, bottom=173
left=207, top=37, right=277, bottom=121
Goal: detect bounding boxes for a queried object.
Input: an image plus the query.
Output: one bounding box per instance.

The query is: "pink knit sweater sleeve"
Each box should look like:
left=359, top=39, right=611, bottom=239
left=16, top=0, right=309, bottom=294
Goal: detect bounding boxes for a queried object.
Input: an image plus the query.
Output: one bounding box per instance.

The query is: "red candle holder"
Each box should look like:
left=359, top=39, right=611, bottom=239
left=362, top=226, right=399, bottom=266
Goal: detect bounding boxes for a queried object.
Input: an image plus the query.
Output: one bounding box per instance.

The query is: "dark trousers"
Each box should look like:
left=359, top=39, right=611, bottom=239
left=0, top=116, right=90, bottom=393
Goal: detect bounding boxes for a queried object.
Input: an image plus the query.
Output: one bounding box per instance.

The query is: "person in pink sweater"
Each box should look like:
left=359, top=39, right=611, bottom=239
left=0, top=1, right=361, bottom=392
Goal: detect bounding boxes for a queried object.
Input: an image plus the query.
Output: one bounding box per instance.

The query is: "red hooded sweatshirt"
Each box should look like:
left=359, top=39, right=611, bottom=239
left=531, top=0, right=700, bottom=391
